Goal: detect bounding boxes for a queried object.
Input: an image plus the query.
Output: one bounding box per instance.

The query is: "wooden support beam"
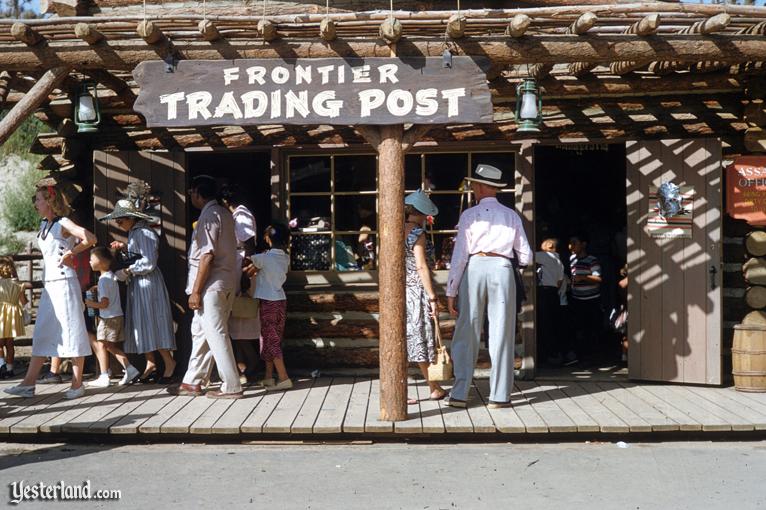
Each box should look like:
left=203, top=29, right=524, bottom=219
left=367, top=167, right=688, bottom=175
left=0, top=66, right=71, bottom=147
left=0, top=72, right=12, bottom=108
left=319, top=18, right=337, bottom=42
left=81, top=69, right=136, bottom=107
left=2, top=36, right=766, bottom=72
left=375, top=124, right=406, bottom=422
left=74, top=23, right=104, bottom=45
left=446, top=13, right=466, bottom=39
left=257, top=19, right=278, bottom=42
left=11, top=23, right=43, bottom=46
left=609, top=14, right=660, bottom=75
left=379, top=16, right=402, bottom=43
left=198, top=19, right=221, bottom=42
left=137, top=20, right=163, bottom=44
left=506, top=14, right=531, bottom=38
left=745, top=127, right=766, bottom=152
left=569, top=12, right=598, bottom=35
left=699, top=13, right=731, bottom=35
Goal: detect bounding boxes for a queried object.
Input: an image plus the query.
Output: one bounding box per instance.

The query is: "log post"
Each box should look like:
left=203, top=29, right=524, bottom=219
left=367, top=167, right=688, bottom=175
left=319, top=18, right=337, bottom=41
left=257, top=19, right=278, bottom=41
left=198, top=19, right=222, bottom=42
left=376, top=124, right=407, bottom=422
left=446, top=13, right=466, bottom=39
left=11, top=23, right=43, bottom=46
left=137, top=20, right=163, bottom=44
left=379, top=16, right=403, bottom=43
left=506, top=14, right=531, bottom=38
left=74, top=23, right=104, bottom=45
left=0, top=66, right=70, bottom=147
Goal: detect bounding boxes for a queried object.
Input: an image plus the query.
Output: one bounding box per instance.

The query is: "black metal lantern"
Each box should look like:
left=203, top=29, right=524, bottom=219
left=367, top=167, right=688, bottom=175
left=515, top=78, right=542, bottom=133
left=74, top=82, right=100, bottom=133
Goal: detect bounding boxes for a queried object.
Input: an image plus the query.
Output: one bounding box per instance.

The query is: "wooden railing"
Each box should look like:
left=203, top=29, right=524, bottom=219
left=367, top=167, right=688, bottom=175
left=11, top=242, right=43, bottom=319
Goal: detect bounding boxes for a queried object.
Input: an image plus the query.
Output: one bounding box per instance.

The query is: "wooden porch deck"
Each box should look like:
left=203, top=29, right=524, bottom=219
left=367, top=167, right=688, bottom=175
left=2, top=377, right=766, bottom=438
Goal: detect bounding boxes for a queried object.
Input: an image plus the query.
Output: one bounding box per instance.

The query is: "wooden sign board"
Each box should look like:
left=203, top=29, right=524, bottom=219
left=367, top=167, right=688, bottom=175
left=133, top=57, right=492, bottom=127
left=726, top=156, right=766, bottom=226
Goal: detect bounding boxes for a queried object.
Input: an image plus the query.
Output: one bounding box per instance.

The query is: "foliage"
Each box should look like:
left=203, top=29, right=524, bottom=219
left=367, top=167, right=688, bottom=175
left=0, top=113, right=50, bottom=162
left=0, top=231, right=24, bottom=255
left=0, top=0, right=37, bottom=18
left=0, top=164, right=45, bottom=232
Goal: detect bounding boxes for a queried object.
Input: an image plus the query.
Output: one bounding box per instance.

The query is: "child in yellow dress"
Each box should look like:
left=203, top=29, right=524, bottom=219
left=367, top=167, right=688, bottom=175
left=0, top=257, right=27, bottom=379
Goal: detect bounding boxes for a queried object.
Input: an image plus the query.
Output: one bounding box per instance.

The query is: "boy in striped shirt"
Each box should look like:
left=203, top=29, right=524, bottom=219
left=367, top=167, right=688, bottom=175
left=566, top=235, right=603, bottom=365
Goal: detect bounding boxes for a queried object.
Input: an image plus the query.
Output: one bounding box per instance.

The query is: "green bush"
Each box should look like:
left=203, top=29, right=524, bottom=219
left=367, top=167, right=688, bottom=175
left=1, top=166, right=45, bottom=231
left=0, top=113, right=50, bottom=162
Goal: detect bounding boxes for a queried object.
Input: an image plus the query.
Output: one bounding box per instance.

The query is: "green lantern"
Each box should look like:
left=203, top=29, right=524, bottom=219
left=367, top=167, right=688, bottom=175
left=515, top=78, right=542, bottom=133
left=74, top=82, right=100, bottom=133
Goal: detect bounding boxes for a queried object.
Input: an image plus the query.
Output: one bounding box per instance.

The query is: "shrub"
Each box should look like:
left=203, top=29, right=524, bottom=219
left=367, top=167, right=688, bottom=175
left=1, top=165, right=45, bottom=232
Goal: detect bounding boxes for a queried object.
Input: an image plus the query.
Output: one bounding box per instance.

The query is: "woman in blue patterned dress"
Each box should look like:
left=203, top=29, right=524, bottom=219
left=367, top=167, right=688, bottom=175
left=404, top=190, right=446, bottom=403
left=101, top=200, right=176, bottom=383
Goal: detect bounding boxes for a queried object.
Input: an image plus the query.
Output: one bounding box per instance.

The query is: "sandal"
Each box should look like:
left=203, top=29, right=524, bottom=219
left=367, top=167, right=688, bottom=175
left=430, top=390, right=447, bottom=401
left=407, top=398, right=419, bottom=405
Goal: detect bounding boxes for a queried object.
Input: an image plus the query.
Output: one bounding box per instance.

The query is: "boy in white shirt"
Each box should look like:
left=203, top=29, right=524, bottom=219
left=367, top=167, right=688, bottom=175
left=252, top=224, right=292, bottom=391
left=84, top=247, right=140, bottom=387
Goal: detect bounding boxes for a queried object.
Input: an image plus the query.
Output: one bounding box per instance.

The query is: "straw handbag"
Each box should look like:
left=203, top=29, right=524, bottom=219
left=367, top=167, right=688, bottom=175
left=231, top=295, right=259, bottom=319
left=428, top=314, right=453, bottom=382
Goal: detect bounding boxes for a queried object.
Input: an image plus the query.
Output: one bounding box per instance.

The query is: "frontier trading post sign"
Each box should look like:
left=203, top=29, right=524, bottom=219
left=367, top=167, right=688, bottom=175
left=133, top=57, right=493, bottom=126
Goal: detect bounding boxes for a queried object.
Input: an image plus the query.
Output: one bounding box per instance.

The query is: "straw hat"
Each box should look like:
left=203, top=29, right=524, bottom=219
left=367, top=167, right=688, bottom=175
left=464, top=163, right=507, bottom=188
left=99, top=199, right=153, bottom=221
left=405, top=189, right=439, bottom=216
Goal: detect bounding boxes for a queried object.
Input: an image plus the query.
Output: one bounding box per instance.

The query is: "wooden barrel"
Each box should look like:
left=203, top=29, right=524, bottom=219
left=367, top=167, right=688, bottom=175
left=745, top=230, right=766, bottom=257
left=732, top=323, right=766, bottom=392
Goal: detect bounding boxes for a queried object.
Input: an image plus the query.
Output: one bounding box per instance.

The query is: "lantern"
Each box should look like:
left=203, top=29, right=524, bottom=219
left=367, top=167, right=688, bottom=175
left=74, top=83, right=100, bottom=133
left=515, top=78, right=542, bottom=133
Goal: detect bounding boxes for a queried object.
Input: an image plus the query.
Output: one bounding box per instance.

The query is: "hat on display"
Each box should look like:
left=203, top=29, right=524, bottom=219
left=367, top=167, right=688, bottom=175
left=464, top=163, right=507, bottom=188
left=405, top=189, right=439, bottom=216
left=99, top=199, right=153, bottom=221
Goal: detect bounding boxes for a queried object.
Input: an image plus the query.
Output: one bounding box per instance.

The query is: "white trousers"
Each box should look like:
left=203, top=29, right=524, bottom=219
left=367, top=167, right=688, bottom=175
left=182, top=290, right=242, bottom=394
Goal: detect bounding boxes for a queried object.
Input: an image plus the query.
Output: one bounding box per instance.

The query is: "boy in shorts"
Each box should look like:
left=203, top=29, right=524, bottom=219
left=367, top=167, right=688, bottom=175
left=84, top=247, right=140, bottom=387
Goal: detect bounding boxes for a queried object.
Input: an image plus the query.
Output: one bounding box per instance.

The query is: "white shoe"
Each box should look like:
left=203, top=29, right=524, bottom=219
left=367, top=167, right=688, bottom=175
left=88, top=374, right=111, bottom=388
left=64, top=386, right=85, bottom=400
left=118, top=365, right=140, bottom=386
left=256, top=378, right=275, bottom=388
left=273, top=378, right=293, bottom=391
left=4, top=384, right=35, bottom=398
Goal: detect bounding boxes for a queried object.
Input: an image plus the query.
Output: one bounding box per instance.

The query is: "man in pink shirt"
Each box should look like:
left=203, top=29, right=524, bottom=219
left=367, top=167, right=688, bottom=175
left=446, top=164, right=531, bottom=409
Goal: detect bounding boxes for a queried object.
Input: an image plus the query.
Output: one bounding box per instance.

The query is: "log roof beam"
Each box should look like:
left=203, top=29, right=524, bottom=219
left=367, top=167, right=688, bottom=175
left=10, top=23, right=44, bottom=46
left=610, top=14, right=661, bottom=75
left=4, top=32, right=765, bottom=72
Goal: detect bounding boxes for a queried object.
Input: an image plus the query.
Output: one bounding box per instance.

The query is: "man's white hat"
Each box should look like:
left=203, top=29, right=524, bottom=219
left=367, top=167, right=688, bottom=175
left=464, top=164, right=507, bottom=188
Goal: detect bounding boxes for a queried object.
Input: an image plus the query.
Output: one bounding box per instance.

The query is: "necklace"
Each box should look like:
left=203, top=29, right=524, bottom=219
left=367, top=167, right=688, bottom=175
left=38, top=217, right=60, bottom=240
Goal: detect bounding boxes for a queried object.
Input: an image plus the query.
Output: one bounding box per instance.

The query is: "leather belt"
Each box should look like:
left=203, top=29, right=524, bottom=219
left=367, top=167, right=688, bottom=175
left=472, top=251, right=511, bottom=260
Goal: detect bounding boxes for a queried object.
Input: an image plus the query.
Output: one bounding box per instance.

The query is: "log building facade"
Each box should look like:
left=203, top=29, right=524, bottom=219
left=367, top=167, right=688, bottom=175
left=2, top=0, right=766, bottom=396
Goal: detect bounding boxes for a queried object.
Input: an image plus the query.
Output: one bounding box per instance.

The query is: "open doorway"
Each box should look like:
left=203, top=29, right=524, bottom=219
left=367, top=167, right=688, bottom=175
left=187, top=151, right=272, bottom=251
left=533, top=144, right=627, bottom=380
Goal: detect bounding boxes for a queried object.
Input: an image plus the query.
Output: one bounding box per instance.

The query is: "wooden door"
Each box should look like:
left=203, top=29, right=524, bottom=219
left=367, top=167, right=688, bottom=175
left=93, top=150, right=189, bottom=350
left=626, top=139, right=722, bottom=384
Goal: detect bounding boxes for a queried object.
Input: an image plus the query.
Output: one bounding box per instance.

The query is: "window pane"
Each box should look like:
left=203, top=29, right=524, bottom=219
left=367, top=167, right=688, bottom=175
left=335, top=155, right=376, bottom=192
left=335, top=195, right=377, bottom=231
left=424, top=153, right=468, bottom=191
left=335, top=233, right=377, bottom=271
left=290, top=156, right=331, bottom=193
left=289, top=196, right=331, bottom=231
left=430, top=193, right=463, bottom=231
left=291, top=234, right=331, bottom=271
left=472, top=152, right=515, bottom=185
left=405, top=154, right=422, bottom=191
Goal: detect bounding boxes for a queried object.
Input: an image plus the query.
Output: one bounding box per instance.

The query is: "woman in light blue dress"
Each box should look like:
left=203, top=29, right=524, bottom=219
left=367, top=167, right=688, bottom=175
left=101, top=200, right=176, bottom=383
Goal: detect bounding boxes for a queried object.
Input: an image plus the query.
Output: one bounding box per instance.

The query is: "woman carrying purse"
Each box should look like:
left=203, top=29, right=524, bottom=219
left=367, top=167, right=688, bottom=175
left=403, top=190, right=447, bottom=404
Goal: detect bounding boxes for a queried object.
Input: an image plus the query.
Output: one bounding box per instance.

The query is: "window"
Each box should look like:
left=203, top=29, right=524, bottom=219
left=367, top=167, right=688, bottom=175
left=286, top=151, right=515, bottom=271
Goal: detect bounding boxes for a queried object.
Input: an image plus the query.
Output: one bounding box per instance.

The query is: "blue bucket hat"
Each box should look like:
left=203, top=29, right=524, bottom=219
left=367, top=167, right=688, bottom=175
left=405, top=190, right=439, bottom=216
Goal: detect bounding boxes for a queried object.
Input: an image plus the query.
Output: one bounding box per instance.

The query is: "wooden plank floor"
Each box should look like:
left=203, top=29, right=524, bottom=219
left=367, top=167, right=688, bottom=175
left=3, top=378, right=766, bottom=437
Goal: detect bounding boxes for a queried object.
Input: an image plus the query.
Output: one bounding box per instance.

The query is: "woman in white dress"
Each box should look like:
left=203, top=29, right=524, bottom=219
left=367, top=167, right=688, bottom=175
left=5, top=185, right=95, bottom=399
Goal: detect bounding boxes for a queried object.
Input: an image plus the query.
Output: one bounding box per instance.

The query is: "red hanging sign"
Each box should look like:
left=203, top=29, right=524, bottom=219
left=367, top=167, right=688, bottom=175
left=726, top=156, right=766, bottom=226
